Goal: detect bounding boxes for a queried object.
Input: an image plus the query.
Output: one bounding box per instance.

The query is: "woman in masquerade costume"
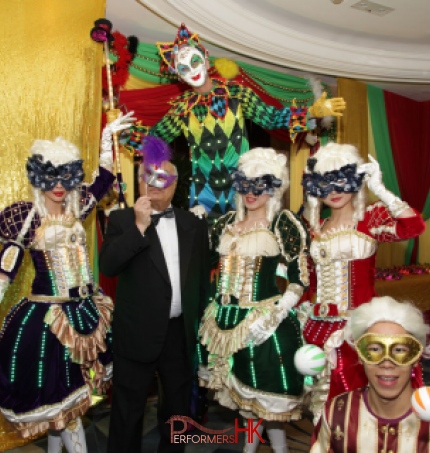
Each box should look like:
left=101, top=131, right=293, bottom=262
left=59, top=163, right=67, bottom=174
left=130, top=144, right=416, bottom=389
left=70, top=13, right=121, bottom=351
left=0, top=113, right=133, bottom=452
left=299, top=142, right=426, bottom=422
left=127, top=23, right=346, bottom=224
left=199, top=147, right=310, bottom=453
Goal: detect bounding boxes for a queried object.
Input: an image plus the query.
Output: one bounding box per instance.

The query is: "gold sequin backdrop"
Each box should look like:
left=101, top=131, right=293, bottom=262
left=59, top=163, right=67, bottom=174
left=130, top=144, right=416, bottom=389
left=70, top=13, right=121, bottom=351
left=0, top=0, right=105, bottom=449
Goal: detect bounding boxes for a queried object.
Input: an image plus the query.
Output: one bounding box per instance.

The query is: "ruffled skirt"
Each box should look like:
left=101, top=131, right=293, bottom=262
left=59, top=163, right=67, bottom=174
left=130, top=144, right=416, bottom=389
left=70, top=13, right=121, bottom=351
left=0, top=293, right=113, bottom=438
left=198, top=300, right=306, bottom=422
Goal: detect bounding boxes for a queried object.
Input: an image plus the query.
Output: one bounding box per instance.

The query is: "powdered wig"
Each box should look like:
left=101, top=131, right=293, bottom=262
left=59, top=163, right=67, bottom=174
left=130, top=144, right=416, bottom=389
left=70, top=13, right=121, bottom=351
left=305, top=142, right=366, bottom=232
left=235, top=147, right=289, bottom=222
left=30, top=137, right=82, bottom=218
left=345, top=296, right=429, bottom=347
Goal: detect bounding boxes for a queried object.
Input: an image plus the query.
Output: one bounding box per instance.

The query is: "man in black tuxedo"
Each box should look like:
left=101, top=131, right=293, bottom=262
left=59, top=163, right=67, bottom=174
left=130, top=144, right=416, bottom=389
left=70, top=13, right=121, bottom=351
left=99, top=150, right=209, bottom=453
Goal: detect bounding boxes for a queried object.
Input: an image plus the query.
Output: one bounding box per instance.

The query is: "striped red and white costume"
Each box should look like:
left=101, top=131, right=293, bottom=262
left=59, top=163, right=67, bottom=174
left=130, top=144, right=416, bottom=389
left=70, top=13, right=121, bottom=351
left=311, top=388, right=430, bottom=453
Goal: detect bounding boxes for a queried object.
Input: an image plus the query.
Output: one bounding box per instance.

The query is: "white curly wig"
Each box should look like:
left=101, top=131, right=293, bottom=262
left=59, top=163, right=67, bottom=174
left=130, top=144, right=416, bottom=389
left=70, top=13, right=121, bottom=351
left=345, top=296, right=429, bottom=347
left=30, top=137, right=82, bottom=218
left=235, top=147, right=289, bottom=222
left=304, top=142, right=366, bottom=232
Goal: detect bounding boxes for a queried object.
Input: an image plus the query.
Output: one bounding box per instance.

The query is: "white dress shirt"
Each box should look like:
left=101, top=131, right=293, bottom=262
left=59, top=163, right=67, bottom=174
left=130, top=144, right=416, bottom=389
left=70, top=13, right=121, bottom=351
left=152, top=207, right=182, bottom=318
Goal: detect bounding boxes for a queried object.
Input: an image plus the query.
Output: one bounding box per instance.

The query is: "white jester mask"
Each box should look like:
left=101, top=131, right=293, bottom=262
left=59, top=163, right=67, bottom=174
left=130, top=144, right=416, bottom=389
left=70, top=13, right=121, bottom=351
left=174, top=46, right=208, bottom=88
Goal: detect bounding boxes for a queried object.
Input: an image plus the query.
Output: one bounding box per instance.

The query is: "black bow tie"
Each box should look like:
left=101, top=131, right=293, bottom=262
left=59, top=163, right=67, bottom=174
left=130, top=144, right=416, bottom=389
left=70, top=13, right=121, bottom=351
left=150, top=207, right=174, bottom=226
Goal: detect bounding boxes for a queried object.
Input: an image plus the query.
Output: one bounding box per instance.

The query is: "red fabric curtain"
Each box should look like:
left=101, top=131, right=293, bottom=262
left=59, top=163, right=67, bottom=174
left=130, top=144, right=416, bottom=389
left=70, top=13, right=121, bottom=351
left=118, top=69, right=294, bottom=143
left=118, top=82, right=188, bottom=126
left=384, top=92, right=430, bottom=210
left=384, top=91, right=430, bottom=262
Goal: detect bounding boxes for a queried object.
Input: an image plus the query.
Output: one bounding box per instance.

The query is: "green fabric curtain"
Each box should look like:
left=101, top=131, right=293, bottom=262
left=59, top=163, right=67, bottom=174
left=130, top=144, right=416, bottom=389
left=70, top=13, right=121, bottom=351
left=423, top=191, right=430, bottom=221
left=129, top=42, right=176, bottom=84
left=238, top=61, right=316, bottom=105
left=367, top=84, right=415, bottom=264
left=367, top=85, right=401, bottom=196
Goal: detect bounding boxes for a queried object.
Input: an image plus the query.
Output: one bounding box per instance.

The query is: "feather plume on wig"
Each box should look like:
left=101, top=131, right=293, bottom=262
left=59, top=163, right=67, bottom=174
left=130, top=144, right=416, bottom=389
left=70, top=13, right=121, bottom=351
left=141, top=136, right=173, bottom=167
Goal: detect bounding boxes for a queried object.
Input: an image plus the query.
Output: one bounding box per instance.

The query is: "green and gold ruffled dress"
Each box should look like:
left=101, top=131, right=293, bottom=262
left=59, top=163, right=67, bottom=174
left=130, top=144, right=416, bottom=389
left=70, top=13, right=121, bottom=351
left=198, top=210, right=309, bottom=421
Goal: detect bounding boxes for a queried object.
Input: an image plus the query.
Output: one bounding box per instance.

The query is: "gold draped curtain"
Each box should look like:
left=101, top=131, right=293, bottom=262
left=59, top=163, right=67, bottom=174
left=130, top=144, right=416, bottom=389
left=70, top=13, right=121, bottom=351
left=0, top=0, right=105, bottom=449
left=337, top=78, right=368, bottom=160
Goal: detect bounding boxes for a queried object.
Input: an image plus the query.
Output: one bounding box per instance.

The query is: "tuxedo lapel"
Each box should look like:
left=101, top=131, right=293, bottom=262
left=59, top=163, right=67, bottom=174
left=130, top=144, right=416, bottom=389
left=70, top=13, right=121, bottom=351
left=146, top=223, right=171, bottom=285
left=174, top=208, right=195, bottom=292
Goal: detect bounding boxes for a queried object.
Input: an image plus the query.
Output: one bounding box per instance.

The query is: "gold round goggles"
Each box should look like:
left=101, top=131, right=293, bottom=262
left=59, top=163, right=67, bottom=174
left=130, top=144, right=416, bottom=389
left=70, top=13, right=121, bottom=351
left=355, top=333, right=423, bottom=366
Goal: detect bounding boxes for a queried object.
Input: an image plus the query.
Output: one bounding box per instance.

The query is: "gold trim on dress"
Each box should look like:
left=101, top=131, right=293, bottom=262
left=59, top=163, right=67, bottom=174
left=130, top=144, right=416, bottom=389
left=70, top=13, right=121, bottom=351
left=199, top=296, right=281, bottom=357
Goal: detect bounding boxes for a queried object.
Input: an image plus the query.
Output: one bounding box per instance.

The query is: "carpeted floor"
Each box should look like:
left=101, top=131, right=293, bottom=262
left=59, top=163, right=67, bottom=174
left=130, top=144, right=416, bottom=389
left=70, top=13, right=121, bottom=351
left=6, top=358, right=430, bottom=452
left=5, top=396, right=313, bottom=453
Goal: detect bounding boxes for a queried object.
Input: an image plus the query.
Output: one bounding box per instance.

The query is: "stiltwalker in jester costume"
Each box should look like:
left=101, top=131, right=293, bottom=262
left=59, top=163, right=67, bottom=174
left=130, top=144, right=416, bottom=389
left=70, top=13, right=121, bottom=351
left=128, top=24, right=346, bottom=224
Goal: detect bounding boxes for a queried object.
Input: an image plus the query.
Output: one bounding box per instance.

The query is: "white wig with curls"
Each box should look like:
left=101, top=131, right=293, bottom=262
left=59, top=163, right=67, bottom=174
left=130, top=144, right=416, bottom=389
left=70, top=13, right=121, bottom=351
left=345, top=296, right=429, bottom=347
left=235, top=147, right=289, bottom=222
left=305, top=142, right=366, bottom=232
left=30, top=137, right=82, bottom=218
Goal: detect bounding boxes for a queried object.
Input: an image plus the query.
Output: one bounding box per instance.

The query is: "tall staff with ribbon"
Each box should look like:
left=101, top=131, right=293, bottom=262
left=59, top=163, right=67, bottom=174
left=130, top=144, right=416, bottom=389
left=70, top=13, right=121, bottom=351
left=91, top=18, right=133, bottom=208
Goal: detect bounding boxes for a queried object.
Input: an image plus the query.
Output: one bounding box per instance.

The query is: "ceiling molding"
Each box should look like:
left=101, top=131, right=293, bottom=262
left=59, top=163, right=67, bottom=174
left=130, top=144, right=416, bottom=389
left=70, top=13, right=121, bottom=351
left=138, top=0, right=430, bottom=83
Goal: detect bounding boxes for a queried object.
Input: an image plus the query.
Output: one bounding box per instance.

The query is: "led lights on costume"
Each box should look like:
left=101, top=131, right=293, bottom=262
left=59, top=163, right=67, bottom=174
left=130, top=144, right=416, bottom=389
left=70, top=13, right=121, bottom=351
left=0, top=134, right=117, bottom=447
left=298, top=143, right=427, bottom=425
left=126, top=23, right=347, bottom=225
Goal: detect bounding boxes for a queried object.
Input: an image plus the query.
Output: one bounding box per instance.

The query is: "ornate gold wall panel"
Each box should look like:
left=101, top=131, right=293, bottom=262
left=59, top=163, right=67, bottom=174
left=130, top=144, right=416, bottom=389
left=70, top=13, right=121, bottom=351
left=0, top=1, right=105, bottom=449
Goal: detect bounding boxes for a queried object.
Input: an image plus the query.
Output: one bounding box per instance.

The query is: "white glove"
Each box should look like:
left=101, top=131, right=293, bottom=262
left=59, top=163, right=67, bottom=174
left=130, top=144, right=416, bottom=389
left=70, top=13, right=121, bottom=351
left=359, top=155, right=409, bottom=217
left=189, top=205, right=207, bottom=219
left=303, top=194, right=319, bottom=228
left=0, top=277, right=10, bottom=304
left=306, top=194, right=319, bottom=211
left=245, top=290, right=300, bottom=346
left=100, top=111, right=136, bottom=168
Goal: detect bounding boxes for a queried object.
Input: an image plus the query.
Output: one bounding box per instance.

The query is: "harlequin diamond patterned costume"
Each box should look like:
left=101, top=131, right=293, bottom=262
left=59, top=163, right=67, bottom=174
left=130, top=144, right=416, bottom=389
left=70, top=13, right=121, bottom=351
left=298, top=143, right=426, bottom=423
left=198, top=148, right=310, bottom=453
left=0, top=114, right=132, bottom=449
left=127, top=23, right=345, bottom=224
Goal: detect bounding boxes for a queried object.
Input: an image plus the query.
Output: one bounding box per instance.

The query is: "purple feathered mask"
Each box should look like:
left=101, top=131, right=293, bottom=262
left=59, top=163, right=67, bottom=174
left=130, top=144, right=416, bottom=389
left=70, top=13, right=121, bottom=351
left=140, top=136, right=177, bottom=188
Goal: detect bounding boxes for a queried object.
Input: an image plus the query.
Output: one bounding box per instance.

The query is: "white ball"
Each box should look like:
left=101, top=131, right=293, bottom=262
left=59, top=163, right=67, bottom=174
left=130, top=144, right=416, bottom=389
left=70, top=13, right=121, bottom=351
left=411, top=387, right=430, bottom=421
left=294, top=345, right=326, bottom=376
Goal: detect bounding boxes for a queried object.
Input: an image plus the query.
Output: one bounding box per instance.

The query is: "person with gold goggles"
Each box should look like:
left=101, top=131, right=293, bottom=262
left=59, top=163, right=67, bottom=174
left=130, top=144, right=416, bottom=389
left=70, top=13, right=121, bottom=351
left=310, top=296, right=430, bottom=453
